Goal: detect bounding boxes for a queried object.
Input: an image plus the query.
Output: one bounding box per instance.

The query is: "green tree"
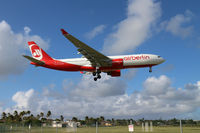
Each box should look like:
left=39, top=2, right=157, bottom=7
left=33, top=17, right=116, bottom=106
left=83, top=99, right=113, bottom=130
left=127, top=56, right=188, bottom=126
left=60, top=115, right=64, bottom=121
left=1, top=112, right=7, bottom=120
left=7, top=113, right=14, bottom=123
left=13, top=110, right=21, bottom=122
left=36, top=114, right=40, bottom=120
left=14, top=110, right=18, bottom=118
left=19, top=111, right=26, bottom=121
left=72, top=117, right=78, bottom=122
left=111, top=118, right=115, bottom=125
left=89, top=117, right=95, bottom=125
left=26, top=110, right=31, bottom=116
left=85, top=116, right=89, bottom=125
left=169, top=118, right=178, bottom=126
left=40, top=112, right=44, bottom=119
left=46, top=110, right=51, bottom=119
left=27, top=110, right=30, bottom=114
left=100, top=116, right=105, bottom=122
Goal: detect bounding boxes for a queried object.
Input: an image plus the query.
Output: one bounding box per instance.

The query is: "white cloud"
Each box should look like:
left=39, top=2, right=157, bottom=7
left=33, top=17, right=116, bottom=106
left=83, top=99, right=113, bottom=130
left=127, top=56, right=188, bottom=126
left=24, top=26, right=31, bottom=35
left=0, top=20, right=49, bottom=78
left=3, top=75, right=200, bottom=119
left=143, top=75, right=171, bottom=95
left=103, top=0, right=161, bottom=55
left=69, top=74, right=126, bottom=99
left=85, top=25, right=106, bottom=39
left=163, top=10, right=194, bottom=38
left=12, top=89, right=35, bottom=110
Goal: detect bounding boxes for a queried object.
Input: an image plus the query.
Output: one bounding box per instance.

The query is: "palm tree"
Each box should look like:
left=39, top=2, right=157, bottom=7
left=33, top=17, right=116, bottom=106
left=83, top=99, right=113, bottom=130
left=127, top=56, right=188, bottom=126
left=1, top=112, right=7, bottom=120
left=112, top=118, right=115, bottom=125
left=89, top=117, right=94, bottom=125
left=85, top=116, right=89, bottom=125
left=14, top=110, right=18, bottom=117
left=36, top=114, right=40, bottom=120
left=46, top=110, right=51, bottom=120
left=26, top=110, right=31, bottom=115
left=60, top=115, right=64, bottom=121
left=100, top=116, right=105, bottom=122
left=7, top=113, right=11, bottom=117
left=40, top=112, right=44, bottom=119
left=72, top=117, right=78, bottom=122
left=7, top=113, right=14, bottom=122
left=13, top=110, right=20, bottom=122
left=19, top=111, right=26, bottom=120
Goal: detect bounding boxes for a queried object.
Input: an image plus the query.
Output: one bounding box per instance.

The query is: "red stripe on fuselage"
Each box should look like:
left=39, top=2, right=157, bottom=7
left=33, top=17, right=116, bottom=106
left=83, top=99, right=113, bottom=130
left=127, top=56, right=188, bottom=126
left=33, top=59, right=158, bottom=72
left=42, top=60, right=94, bottom=71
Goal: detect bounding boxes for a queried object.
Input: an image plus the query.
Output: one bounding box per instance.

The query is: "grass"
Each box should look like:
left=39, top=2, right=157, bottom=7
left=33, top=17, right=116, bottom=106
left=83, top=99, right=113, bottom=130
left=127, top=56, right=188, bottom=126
left=0, top=125, right=200, bottom=133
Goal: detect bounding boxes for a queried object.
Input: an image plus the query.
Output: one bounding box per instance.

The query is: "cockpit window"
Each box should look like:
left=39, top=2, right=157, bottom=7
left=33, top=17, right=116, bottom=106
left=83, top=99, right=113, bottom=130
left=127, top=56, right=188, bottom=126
left=158, top=56, right=161, bottom=58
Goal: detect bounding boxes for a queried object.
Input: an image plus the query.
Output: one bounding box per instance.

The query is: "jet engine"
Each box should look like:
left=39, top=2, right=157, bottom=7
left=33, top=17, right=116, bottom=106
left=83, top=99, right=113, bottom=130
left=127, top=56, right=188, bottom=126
left=112, top=58, right=123, bottom=68
left=107, top=70, right=121, bottom=77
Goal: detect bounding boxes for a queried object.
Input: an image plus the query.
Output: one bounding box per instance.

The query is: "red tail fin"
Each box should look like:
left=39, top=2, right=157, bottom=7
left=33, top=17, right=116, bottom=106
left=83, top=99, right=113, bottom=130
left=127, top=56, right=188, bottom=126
left=28, top=41, right=52, bottom=61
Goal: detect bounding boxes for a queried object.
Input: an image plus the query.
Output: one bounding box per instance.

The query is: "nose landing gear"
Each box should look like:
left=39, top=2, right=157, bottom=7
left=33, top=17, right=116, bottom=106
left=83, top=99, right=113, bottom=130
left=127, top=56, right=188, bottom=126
left=149, top=66, right=152, bottom=73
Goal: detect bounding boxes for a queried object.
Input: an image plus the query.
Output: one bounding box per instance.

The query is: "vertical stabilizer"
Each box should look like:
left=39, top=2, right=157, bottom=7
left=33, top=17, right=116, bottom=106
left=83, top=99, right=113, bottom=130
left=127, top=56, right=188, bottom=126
left=28, top=41, right=52, bottom=61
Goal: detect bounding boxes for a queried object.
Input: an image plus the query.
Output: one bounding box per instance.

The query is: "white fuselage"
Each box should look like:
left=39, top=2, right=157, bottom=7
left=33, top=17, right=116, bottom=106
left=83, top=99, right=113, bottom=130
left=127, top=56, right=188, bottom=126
left=58, top=54, right=165, bottom=68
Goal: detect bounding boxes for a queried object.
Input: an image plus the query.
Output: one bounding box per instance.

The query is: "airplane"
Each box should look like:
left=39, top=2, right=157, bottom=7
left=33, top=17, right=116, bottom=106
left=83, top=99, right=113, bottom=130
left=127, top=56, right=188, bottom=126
left=23, top=29, right=165, bottom=81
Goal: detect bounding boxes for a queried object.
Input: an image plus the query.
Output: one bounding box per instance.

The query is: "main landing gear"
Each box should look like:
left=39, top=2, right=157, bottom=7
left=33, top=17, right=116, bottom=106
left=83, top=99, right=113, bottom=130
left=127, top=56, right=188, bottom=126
left=149, top=66, right=152, bottom=73
left=93, top=70, right=101, bottom=81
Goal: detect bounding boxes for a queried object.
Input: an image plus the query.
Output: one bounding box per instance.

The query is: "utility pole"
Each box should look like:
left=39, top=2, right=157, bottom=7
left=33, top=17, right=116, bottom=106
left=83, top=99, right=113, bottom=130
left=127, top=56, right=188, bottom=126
left=41, top=124, right=43, bottom=133
left=96, top=121, right=98, bottom=133
left=56, top=123, right=58, bottom=133
left=180, top=120, right=183, bottom=133
left=29, top=124, right=31, bottom=133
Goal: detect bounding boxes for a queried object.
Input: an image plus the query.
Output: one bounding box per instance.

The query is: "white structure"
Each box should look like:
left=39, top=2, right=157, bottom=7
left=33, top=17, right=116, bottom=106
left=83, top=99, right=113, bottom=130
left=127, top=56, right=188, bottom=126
left=145, top=122, right=149, bottom=132
left=66, top=121, right=77, bottom=133
left=51, top=120, right=80, bottom=129
left=150, top=121, right=153, bottom=132
left=128, top=124, right=134, bottom=132
left=65, top=120, right=80, bottom=127
left=52, top=121, right=62, bottom=128
left=52, top=121, right=67, bottom=128
left=142, top=122, right=144, bottom=132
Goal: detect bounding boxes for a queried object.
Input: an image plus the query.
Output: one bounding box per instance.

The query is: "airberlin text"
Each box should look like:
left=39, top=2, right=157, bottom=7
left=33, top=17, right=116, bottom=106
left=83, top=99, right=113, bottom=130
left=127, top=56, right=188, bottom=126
left=124, top=55, right=150, bottom=61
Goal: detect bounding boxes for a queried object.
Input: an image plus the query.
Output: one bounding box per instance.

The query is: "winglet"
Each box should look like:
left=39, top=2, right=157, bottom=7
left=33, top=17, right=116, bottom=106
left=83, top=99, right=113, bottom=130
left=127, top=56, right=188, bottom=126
left=61, top=29, right=68, bottom=35
left=28, top=41, right=36, bottom=46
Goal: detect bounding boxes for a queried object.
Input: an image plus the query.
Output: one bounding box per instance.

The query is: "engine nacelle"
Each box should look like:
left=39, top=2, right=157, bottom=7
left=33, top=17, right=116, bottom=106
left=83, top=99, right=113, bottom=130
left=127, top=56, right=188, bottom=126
left=107, top=70, right=121, bottom=77
left=112, top=58, right=123, bottom=68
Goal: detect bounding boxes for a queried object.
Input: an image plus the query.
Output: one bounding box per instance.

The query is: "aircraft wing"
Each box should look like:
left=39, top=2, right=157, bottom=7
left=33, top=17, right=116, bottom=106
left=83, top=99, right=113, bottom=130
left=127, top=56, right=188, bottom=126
left=61, top=29, right=112, bottom=67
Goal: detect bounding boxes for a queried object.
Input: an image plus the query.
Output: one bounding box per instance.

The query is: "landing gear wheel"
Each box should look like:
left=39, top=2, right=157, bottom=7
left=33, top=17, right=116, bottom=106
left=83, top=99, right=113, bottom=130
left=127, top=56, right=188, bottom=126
left=94, top=77, right=97, bottom=81
left=93, top=72, right=96, bottom=76
left=97, top=69, right=101, bottom=74
left=93, top=69, right=101, bottom=81
left=97, top=75, right=101, bottom=79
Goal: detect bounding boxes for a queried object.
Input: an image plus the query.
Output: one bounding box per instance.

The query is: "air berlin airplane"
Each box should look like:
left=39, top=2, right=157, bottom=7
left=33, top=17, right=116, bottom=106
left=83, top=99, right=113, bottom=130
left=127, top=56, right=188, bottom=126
left=23, top=29, right=165, bottom=81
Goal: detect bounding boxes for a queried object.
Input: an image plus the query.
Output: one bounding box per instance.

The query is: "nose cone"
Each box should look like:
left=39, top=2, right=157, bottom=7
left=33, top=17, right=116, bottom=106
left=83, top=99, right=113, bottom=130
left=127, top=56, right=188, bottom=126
left=159, top=57, right=165, bottom=64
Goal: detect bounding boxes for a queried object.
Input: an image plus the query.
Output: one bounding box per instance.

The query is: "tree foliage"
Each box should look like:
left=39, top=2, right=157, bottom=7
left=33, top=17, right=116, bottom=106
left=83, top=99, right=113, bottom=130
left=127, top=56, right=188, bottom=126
left=0, top=111, right=199, bottom=127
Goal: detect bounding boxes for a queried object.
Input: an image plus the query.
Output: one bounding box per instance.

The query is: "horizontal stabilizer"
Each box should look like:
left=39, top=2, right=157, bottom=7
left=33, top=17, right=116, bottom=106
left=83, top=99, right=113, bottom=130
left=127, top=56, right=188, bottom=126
left=23, top=55, right=45, bottom=65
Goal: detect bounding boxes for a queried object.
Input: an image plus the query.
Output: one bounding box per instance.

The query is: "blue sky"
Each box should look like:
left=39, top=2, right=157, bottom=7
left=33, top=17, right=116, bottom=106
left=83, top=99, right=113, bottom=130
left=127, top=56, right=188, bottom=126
left=0, top=0, right=200, bottom=120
